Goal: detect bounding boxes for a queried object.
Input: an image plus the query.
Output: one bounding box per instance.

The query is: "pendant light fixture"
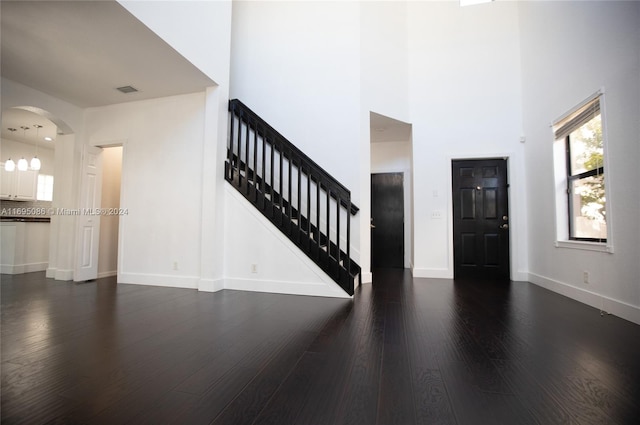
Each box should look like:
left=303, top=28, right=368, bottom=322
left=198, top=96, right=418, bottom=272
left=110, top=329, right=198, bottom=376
left=17, top=157, right=29, bottom=171
left=31, top=124, right=42, bottom=171
left=4, top=159, right=16, bottom=172
left=17, top=126, right=30, bottom=171
left=4, top=128, right=17, bottom=171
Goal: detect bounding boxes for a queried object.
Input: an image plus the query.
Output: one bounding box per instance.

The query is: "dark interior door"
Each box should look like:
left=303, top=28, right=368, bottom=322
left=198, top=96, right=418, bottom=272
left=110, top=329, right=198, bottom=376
left=452, top=159, right=510, bottom=280
left=371, top=173, right=404, bottom=269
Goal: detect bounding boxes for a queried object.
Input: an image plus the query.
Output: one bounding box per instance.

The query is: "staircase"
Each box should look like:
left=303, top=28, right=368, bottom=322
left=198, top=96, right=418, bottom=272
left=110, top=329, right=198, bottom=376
left=225, top=99, right=360, bottom=296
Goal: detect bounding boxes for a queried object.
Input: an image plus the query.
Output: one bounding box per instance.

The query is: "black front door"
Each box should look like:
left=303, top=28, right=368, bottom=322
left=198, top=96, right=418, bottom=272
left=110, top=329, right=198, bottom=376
left=452, top=159, right=510, bottom=280
left=371, top=173, right=404, bottom=269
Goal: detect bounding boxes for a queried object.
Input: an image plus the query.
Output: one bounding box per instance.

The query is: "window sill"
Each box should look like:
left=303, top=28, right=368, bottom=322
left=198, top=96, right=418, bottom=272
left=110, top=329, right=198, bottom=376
left=555, top=240, right=613, bottom=253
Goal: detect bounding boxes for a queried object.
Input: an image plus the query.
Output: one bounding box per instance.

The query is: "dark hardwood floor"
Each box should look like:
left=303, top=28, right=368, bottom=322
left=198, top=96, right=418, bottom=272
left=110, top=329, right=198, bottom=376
left=2, top=270, right=639, bottom=424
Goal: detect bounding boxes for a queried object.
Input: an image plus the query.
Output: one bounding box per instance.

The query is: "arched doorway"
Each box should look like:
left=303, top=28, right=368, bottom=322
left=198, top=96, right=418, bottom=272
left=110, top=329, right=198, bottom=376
left=1, top=106, right=78, bottom=280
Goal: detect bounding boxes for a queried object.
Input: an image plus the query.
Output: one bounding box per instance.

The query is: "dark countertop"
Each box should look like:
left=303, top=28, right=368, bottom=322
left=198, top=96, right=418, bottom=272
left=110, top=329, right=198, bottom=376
left=1, top=217, right=51, bottom=223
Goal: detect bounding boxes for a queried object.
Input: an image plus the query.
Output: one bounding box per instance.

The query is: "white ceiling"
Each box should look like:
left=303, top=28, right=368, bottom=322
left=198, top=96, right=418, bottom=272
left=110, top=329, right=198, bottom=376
left=1, top=108, right=58, bottom=149
left=2, top=1, right=412, bottom=148
left=1, top=0, right=215, bottom=146
left=370, top=112, right=412, bottom=144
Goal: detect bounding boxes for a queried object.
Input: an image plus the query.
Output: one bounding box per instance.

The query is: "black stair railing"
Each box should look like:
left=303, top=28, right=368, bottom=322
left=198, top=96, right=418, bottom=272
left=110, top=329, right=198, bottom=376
left=225, top=99, right=360, bottom=295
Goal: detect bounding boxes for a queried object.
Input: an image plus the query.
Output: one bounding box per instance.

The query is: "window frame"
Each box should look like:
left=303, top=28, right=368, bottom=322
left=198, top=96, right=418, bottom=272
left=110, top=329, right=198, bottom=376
left=36, top=173, right=54, bottom=202
left=552, top=90, right=613, bottom=253
left=564, top=126, right=606, bottom=243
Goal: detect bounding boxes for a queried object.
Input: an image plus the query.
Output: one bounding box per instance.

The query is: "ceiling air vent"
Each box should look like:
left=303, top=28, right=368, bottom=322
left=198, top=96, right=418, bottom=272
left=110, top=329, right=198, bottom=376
left=116, top=85, right=138, bottom=94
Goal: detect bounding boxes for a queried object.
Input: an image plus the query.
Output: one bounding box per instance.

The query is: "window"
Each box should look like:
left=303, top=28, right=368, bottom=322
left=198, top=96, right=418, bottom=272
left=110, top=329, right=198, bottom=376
left=553, top=93, right=607, bottom=246
left=37, top=174, right=54, bottom=201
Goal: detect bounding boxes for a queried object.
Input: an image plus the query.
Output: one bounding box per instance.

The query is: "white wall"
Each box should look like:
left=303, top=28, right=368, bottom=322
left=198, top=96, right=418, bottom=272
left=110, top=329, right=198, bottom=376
left=224, top=186, right=350, bottom=298
left=519, top=1, right=640, bottom=323
left=230, top=0, right=363, bottom=286
left=119, top=0, right=232, bottom=291
left=407, top=1, right=527, bottom=279
left=361, top=1, right=410, bottom=123
left=230, top=0, right=361, bottom=202
left=85, top=93, right=206, bottom=289
left=371, top=141, right=412, bottom=175
left=98, top=146, right=122, bottom=278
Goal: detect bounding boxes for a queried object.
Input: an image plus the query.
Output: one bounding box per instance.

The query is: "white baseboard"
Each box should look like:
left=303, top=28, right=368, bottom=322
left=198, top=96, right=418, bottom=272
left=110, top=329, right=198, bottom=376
left=512, top=270, right=529, bottom=282
left=55, top=269, right=74, bottom=281
left=1, top=262, right=48, bottom=275
left=118, top=272, right=199, bottom=289
left=225, top=277, right=351, bottom=299
left=198, top=278, right=225, bottom=292
left=411, top=267, right=453, bottom=279
left=529, top=272, right=640, bottom=325
left=1, top=264, right=15, bottom=274
left=361, top=272, right=373, bottom=284
left=98, top=270, right=117, bottom=278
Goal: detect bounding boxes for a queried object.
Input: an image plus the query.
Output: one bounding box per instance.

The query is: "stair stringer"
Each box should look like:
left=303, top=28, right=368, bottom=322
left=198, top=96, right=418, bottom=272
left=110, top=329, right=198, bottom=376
left=223, top=183, right=353, bottom=299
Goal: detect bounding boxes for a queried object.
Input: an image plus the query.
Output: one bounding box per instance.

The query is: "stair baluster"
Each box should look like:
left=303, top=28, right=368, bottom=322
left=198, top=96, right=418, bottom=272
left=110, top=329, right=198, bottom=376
left=225, top=99, right=360, bottom=295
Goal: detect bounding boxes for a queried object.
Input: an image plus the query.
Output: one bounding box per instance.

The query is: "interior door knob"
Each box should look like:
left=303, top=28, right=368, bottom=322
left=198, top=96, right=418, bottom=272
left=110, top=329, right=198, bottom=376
left=500, top=223, right=509, bottom=229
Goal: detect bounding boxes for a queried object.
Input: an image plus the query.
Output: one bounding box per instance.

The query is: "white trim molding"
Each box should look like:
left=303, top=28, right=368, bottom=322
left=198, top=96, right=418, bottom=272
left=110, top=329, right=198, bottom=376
left=411, top=267, right=453, bottom=279
left=1, top=261, right=48, bottom=275
left=554, top=240, right=613, bottom=253
left=46, top=268, right=74, bottom=281
left=361, top=272, right=373, bottom=284
left=529, top=272, right=640, bottom=325
left=224, top=277, right=350, bottom=299
left=198, top=278, right=225, bottom=293
left=118, top=272, right=199, bottom=289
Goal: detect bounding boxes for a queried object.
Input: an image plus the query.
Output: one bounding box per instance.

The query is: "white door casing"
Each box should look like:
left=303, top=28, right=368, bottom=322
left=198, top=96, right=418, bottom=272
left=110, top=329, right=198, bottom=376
left=74, top=146, right=103, bottom=281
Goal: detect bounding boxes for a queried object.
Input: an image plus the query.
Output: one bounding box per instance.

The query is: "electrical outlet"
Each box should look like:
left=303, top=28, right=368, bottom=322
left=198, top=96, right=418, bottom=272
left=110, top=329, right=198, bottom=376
left=251, top=264, right=258, bottom=274
left=173, top=261, right=178, bottom=271
left=583, top=271, right=589, bottom=284
left=431, top=210, right=443, bottom=220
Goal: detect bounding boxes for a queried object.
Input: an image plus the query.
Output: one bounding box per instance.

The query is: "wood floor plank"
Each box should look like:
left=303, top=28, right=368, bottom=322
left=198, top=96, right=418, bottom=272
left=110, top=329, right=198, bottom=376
left=376, top=301, right=416, bottom=425
left=402, top=285, right=458, bottom=424
left=210, top=329, right=317, bottom=425
left=2, top=270, right=640, bottom=424
left=247, top=351, right=326, bottom=425
left=294, top=287, right=383, bottom=425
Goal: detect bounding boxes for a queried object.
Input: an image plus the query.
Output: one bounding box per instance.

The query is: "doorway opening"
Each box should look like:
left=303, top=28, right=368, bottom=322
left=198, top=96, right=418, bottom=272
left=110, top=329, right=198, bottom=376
left=1, top=107, right=61, bottom=276
left=75, top=144, right=123, bottom=282
left=451, top=158, right=510, bottom=280
left=369, top=112, right=413, bottom=270
left=98, top=146, right=123, bottom=278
